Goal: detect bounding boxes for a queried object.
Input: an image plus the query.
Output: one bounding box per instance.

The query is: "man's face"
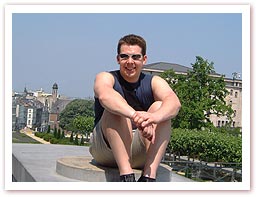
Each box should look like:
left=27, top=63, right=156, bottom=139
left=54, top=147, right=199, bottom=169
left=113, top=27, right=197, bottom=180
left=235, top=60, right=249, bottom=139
left=117, top=44, right=147, bottom=83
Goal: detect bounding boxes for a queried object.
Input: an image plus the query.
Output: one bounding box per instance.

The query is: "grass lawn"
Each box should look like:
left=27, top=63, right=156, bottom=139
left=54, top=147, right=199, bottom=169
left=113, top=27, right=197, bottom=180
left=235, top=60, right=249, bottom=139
left=12, top=131, right=41, bottom=144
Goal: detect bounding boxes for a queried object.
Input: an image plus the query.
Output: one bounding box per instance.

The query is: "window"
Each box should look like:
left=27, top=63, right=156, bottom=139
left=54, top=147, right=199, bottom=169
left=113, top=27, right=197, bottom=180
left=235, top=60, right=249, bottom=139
left=235, top=91, right=238, bottom=98
left=233, top=121, right=235, bottom=127
left=234, top=110, right=236, bottom=117
left=218, top=120, right=221, bottom=127
left=230, top=89, right=233, bottom=96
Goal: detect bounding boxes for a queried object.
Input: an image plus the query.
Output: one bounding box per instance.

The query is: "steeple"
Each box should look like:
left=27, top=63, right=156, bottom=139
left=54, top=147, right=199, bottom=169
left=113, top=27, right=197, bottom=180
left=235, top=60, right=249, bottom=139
left=52, top=83, right=58, bottom=103
left=52, top=83, right=58, bottom=90
left=23, top=86, right=28, bottom=97
left=24, top=86, right=27, bottom=93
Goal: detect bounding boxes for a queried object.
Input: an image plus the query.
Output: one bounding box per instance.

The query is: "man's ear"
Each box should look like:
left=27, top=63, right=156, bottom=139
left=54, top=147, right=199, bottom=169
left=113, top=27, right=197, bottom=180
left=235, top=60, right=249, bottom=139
left=116, top=55, right=120, bottom=64
left=143, top=55, right=148, bottom=64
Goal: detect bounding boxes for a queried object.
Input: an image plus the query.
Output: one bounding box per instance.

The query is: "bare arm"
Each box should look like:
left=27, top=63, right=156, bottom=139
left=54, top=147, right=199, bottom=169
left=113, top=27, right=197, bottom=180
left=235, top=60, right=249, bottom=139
left=133, top=75, right=181, bottom=128
left=151, top=75, right=181, bottom=123
left=94, top=72, right=135, bottom=119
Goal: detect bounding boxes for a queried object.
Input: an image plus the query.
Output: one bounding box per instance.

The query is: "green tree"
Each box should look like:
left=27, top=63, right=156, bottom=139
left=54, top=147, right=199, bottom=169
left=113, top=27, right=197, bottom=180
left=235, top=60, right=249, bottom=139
left=80, top=135, right=84, bottom=146
left=74, top=134, right=79, bottom=145
left=57, top=128, right=61, bottom=139
left=47, top=125, right=51, bottom=133
left=61, top=130, right=65, bottom=139
left=69, top=131, right=74, bottom=142
left=53, top=127, right=57, bottom=138
left=73, top=116, right=94, bottom=141
left=59, top=99, right=94, bottom=131
left=160, top=56, right=234, bottom=129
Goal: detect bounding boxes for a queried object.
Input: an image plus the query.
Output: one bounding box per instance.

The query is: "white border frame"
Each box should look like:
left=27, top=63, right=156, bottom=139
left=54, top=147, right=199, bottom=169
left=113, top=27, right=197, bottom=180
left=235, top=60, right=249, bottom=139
left=4, top=4, right=250, bottom=191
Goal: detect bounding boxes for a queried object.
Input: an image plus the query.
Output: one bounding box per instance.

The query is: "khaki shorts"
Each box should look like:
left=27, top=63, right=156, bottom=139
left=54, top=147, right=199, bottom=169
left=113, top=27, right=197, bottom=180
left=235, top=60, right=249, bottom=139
left=89, top=120, right=146, bottom=169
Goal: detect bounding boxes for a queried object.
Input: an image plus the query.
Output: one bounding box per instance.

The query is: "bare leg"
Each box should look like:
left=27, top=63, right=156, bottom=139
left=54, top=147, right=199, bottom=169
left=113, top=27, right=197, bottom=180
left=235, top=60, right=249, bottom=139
left=141, top=101, right=171, bottom=179
left=101, top=110, right=133, bottom=175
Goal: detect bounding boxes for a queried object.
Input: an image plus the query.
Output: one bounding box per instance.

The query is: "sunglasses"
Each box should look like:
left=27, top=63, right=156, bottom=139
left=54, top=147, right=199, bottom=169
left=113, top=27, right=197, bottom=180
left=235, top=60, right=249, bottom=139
left=118, top=53, right=143, bottom=61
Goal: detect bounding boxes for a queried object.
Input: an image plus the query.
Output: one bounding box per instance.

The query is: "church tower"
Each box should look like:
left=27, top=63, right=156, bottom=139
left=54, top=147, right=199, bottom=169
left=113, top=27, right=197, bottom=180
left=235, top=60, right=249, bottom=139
left=23, top=86, right=28, bottom=97
left=52, top=83, right=58, bottom=103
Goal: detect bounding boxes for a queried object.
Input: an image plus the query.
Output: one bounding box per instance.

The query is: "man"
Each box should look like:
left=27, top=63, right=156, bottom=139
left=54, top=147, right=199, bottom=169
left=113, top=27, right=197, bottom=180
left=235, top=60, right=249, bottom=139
left=90, top=34, right=181, bottom=182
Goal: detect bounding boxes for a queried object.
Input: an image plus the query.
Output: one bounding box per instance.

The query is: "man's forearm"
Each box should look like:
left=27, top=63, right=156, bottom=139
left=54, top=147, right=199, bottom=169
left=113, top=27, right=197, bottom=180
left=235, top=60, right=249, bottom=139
left=98, top=91, right=135, bottom=119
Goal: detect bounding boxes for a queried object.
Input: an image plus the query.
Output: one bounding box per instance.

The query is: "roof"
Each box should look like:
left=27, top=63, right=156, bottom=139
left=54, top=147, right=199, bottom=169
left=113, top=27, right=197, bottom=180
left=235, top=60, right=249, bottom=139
left=143, top=62, right=192, bottom=73
left=50, top=98, right=73, bottom=113
left=143, top=62, right=221, bottom=76
left=16, top=98, right=44, bottom=109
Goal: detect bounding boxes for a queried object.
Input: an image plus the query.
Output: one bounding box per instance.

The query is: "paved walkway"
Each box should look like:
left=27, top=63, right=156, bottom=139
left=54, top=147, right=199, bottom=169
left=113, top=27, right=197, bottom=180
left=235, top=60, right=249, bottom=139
left=20, top=128, right=50, bottom=144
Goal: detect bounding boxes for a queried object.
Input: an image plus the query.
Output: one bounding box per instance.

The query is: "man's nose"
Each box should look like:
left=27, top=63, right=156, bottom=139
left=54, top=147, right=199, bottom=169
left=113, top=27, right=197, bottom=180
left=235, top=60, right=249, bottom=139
left=127, top=56, right=134, bottom=63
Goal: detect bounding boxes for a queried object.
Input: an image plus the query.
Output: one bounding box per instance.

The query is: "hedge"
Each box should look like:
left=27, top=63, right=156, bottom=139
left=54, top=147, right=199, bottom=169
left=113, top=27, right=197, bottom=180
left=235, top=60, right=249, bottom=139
left=34, top=132, right=87, bottom=146
left=168, top=128, right=242, bottom=163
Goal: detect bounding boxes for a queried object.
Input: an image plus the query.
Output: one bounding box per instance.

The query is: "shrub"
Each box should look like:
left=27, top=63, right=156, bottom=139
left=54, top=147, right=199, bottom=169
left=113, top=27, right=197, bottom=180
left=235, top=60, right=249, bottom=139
left=43, top=133, right=54, bottom=142
left=35, top=132, right=45, bottom=138
left=50, top=138, right=59, bottom=144
left=34, top=131, right=90, bottom=146
left=169, top=128, right=242, bottom=163
left=57, top=138, right=74, bottom=145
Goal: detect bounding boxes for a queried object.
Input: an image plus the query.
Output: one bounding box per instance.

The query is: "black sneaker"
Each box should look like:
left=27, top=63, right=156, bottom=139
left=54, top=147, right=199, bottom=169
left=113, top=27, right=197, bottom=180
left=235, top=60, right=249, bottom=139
left=120, top=173, right=136, bottom=182
left=137, top=175, right=156, bottom=182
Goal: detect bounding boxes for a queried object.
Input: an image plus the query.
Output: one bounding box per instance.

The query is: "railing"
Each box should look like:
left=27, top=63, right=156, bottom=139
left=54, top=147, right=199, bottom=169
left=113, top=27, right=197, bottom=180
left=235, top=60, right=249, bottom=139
left=162, top=155, right=242, bottom=182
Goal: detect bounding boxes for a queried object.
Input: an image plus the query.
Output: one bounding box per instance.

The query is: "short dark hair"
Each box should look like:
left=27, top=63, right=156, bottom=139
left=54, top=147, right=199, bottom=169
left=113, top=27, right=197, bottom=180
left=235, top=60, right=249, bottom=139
left=117, top=34, right=146, bottom=56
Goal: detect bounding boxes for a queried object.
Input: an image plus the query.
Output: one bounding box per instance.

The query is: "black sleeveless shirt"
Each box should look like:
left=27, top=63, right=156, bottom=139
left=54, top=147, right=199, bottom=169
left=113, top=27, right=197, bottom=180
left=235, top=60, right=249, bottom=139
left=94, top=70, right=154, bottom=126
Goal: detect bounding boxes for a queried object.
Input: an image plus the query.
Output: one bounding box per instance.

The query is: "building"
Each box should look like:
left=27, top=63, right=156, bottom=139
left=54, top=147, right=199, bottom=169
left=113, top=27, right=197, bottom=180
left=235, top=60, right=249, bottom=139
left=142, top=62, right=242, bottom=129
left=12, top=83, right=73, bottom=131
left=210, top=77, right=242, bottom=128
left=13, top=95, right=48, bottom=131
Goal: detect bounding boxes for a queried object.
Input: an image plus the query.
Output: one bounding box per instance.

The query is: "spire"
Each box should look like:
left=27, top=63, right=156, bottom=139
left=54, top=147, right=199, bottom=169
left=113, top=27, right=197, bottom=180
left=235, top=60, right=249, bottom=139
left=52, top=83, right=58, bottom=103
left=52, top=83, right=58, bottom=90
left=24, top=86, right=28, bottom=93
left=23, top=85, right=28, bottom=97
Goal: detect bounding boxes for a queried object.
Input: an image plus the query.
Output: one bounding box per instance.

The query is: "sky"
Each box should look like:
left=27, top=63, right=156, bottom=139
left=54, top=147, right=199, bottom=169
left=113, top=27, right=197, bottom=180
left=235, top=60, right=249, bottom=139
left=12, top=12, right=242, bottom=98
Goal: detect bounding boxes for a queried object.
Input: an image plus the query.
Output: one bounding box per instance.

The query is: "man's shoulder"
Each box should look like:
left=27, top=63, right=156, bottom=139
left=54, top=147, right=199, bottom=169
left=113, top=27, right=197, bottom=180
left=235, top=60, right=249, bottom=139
left=95, top=71, right=115, bottom=84
left=96, top=71, right=114, bottom=77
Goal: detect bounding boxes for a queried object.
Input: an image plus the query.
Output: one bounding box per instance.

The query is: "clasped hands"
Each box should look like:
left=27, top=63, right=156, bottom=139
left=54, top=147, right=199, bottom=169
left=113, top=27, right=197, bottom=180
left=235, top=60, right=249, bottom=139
left=131, top=111, right=157, bottom=144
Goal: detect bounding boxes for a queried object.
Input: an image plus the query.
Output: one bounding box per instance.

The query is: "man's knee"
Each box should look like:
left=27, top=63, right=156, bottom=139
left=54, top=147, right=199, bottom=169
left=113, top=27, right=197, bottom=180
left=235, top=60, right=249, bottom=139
left=149, top=101, right=171, bottom=130
left=102, top=110, right=125, bottom=125
left=101, top=110, right=132, bottom=131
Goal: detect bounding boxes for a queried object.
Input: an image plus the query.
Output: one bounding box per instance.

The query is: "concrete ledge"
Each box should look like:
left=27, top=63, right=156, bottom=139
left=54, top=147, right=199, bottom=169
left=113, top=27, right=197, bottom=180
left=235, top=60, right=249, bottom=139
left=12, top=144, right=194, bottom=182
left=12, top=144, right=88, bottom=182
left=56, top=156, right=172, bottom=182
left=12, top=154, right=36, bottom=182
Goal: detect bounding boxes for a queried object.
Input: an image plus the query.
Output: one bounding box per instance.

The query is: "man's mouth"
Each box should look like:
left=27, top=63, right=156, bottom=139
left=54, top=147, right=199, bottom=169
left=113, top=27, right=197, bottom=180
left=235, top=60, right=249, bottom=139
left=125, top=66, right=136, bottom=72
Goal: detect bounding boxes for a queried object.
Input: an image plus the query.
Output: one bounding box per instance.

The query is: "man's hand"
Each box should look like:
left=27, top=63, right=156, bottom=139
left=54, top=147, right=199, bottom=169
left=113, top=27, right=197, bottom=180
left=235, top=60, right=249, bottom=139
left=140, top=123, right=155, bottom=144
left=131, top=111, right=157, bottom=144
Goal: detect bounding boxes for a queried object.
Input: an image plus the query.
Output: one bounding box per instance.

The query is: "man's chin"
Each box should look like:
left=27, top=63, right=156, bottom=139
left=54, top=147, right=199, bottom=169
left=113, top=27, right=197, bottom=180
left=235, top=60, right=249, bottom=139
left=121, top=70, right=139, bottom=82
